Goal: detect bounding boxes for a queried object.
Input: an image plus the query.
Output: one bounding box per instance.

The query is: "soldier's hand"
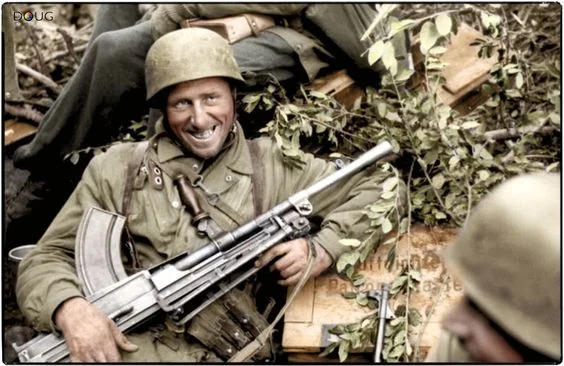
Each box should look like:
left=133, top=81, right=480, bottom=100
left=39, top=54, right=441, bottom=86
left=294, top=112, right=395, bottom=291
left=55, top=297, right=138, bottom=362
left=255, top=238, right=332, bottom=286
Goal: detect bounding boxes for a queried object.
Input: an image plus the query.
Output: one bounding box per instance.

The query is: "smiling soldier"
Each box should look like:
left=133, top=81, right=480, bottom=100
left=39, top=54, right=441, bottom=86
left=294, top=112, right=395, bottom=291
left=16, top=28, right=405, bottom=362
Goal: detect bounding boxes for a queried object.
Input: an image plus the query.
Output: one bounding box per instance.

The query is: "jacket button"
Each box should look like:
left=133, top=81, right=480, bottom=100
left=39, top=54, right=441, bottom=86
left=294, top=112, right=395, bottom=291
left=225, top=175, right=232, bottom=182
left=172, top=200, right=180, bottom=208
left=192, top=163, right=199, bottom=170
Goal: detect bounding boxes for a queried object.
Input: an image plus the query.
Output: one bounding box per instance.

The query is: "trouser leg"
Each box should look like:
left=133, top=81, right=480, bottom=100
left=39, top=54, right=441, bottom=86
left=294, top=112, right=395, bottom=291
left=13, top=21, right=153, bottom=170
left=88, top=4, right=141, bottom=45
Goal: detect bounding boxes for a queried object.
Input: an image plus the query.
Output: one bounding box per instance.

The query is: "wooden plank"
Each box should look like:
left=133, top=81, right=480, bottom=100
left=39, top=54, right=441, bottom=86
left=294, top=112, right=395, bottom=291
left=282, top=226, right=463, bottom=360
left=4, top=120, right=37, bottom=146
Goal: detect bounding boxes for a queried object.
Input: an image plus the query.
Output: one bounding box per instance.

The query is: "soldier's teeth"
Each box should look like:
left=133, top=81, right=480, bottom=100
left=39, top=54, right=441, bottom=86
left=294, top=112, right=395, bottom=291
left=192, top=129, right=214, bottom=139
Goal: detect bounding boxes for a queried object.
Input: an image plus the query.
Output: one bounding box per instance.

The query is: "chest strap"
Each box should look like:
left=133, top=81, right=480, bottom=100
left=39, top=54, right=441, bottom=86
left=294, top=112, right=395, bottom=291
left=247, top=139, right=265, bottom=216
left=121, top=140, right=149, bottom=270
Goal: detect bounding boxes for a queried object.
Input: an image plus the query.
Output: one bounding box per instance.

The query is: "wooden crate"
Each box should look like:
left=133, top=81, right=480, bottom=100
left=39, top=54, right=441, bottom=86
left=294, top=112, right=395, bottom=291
left=282, top=226, right=463, bottom=362
left=411, top=23, right=499, bottom=115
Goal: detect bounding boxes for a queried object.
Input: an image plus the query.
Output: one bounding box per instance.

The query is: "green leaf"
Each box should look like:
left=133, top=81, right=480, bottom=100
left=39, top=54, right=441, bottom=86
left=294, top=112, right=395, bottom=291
left=381, top=191, right=396, bottom=200
left=342, top=292, right=357, bottom=299
left=388, top=19, right=415, bottom=38
left=477, top=170, right=490, bottom=181
left=405, top=339, right=413, bottom=356
left=381, top=218, right=393, bottom=234
left=356, top=293, right=369, bottom=306
left=395, top=68, right=415, bottom=83
left=336, top=251, right=361, bottom=273
left=399, top=217, right=409, bottom=233
left=376, top=102, right=387, bottom=118
left=338, top=340, right=350, bottom=362
left=420, top=21, right=440, bottom=54
left=479, top=147, right=494, bottom=160
left=383, top=177, right=398, bottom=192
left=409, top=269, right=422, bottom=282
left=319, top=342, right=338, bottom=357
left=431, top=173, right=445, bottom=189
left=309, top=90, right=328, bottom=99
left=388, top=344, right=405, bottom=358
left=435, top=13, right=452, bottom=36
left=339, top=238, right=362, bottom=247
left=69, top=152, right=80, bottom=165
left=393, top=330, right=406, bottom=346
left=382, top=41, right=398, bottom=76
left=368, top=40, right=385, bottom=66
left=461, top=121, right=481, bottom=129
left=448, top=155, right=460, bottom=170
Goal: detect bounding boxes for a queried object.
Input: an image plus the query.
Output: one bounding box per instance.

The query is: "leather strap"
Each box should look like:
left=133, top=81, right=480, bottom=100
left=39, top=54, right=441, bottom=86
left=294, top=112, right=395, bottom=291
left=247, top=139, right=265, bottom=216
left=121, top=140, right=149, bottom=270
left=121, top=140, right=149, bottom=216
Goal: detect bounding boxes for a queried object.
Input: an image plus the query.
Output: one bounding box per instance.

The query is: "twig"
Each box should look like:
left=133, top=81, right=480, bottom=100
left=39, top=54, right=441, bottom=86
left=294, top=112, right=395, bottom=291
left=57, top=27, right=81, bottom=65
left=465, top=177, right=472, bottom=225
left=19, top=19, right=48, bottom=76
left=404, top=160, right=414, bottom=362
left=15, top=63, right=61, bottom=94
left=413, top=272, right=451, bottom=361
left=5, top=104, right=44, bottom=124
left=482, top=125, right=556, bottom=141
left=44, top=44, right=88, bottom=63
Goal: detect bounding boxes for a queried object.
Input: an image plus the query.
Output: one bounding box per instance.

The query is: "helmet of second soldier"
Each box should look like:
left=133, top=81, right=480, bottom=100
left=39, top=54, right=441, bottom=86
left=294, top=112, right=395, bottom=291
left=444, top=173, right=561, bottom=360
left=145, top=27, right=245, bottom=108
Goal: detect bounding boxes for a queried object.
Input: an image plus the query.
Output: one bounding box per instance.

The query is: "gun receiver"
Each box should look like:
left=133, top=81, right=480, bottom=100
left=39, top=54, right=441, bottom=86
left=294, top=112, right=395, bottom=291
left=15, top=141, right=394, bottom=362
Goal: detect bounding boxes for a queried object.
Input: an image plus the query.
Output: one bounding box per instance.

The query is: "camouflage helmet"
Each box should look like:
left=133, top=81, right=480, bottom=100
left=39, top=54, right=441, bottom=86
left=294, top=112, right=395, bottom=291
left=444, top=173, right=560, bottom=359
left=145, top=27, right=245, bottom=108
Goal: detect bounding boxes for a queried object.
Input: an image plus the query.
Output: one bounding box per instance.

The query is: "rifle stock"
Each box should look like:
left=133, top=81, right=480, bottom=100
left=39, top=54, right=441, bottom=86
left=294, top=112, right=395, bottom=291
left=15, top=141, right=394, bottom=362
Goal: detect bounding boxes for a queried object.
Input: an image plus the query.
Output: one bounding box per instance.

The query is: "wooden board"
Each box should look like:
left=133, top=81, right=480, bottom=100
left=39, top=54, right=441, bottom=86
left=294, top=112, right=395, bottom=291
left=4, top=120, right=37, bottom=146
left=282, top=226, right=463, bottom=361
left=410, top=23, right=498, bottom=115
left=437, top=24, right=498, bottom=109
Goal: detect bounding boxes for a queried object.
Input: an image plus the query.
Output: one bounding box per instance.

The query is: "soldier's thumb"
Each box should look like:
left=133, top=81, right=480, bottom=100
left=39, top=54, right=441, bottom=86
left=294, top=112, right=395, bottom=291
left=111, top=323, right=138, bottom=353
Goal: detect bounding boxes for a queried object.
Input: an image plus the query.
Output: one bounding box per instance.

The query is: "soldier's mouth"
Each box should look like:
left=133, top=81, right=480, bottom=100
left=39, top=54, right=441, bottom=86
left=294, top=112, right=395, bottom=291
left=188, top=125, right=217, bottom=140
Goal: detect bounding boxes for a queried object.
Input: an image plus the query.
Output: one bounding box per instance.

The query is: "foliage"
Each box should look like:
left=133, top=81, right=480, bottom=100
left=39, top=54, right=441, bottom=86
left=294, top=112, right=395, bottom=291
left=239, top=3, right=561, bottom=362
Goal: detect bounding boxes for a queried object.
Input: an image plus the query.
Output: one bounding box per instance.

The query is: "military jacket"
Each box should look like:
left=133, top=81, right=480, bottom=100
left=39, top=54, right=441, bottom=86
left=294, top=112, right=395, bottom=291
left=16, top=123, right=398, bottom=361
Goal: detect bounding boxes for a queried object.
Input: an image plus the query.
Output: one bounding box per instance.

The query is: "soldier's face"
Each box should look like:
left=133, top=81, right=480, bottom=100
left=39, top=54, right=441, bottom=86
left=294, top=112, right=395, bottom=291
left=166, top=77, right=235, bottom=160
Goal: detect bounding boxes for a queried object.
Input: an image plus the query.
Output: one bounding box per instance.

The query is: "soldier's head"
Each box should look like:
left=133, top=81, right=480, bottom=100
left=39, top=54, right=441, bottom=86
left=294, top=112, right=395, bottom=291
left=145, top=28, right=245, bottom=159
left=443, top=173, right=561, bottom=362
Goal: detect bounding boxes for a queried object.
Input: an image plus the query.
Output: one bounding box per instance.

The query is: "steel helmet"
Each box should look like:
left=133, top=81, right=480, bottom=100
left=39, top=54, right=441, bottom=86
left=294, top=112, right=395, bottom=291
left=145, top=27, right=245, bottom=108
left=444, top=173, right=561, bottom=359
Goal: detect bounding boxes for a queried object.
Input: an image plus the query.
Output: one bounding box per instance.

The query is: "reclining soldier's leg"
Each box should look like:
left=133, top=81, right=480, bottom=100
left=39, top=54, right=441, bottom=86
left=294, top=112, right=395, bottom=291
left=12, top=21, right=153, bottom=170
left=6, top=19, right=153, bottom=251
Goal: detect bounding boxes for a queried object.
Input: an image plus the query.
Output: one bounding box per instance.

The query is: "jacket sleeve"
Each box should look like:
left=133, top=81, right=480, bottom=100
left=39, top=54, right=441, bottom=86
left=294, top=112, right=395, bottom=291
left=256, top=138, right=407, bottom=262
left=15, top=149, right=127, bottom=333
left=150, top=4, right=308, bottom=40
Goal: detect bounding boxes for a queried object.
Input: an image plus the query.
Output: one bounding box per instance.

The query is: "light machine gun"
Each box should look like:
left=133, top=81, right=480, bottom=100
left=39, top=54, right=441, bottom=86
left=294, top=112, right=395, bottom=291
left=15, top=141, right=394, bottom=362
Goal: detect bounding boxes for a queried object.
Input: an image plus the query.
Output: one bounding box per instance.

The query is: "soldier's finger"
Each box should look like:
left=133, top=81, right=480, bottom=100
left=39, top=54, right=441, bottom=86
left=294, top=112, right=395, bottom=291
left=268, top=251, right=299, bottom=272
left=278, top=270, right=303, bottom=286
left=111, top=322, right=138, bottom=353
left=255, top=242, right=291, bottom=267
left=278, top=262, right=302, bottom=279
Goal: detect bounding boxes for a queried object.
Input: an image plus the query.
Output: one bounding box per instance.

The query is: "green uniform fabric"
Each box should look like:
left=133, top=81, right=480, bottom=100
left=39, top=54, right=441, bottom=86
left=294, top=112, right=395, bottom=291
left=425, top=329, right=473, bottom=362
left=150, top=4, right=410, bottom=81
left=16, top=123, right=403, bottom=361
